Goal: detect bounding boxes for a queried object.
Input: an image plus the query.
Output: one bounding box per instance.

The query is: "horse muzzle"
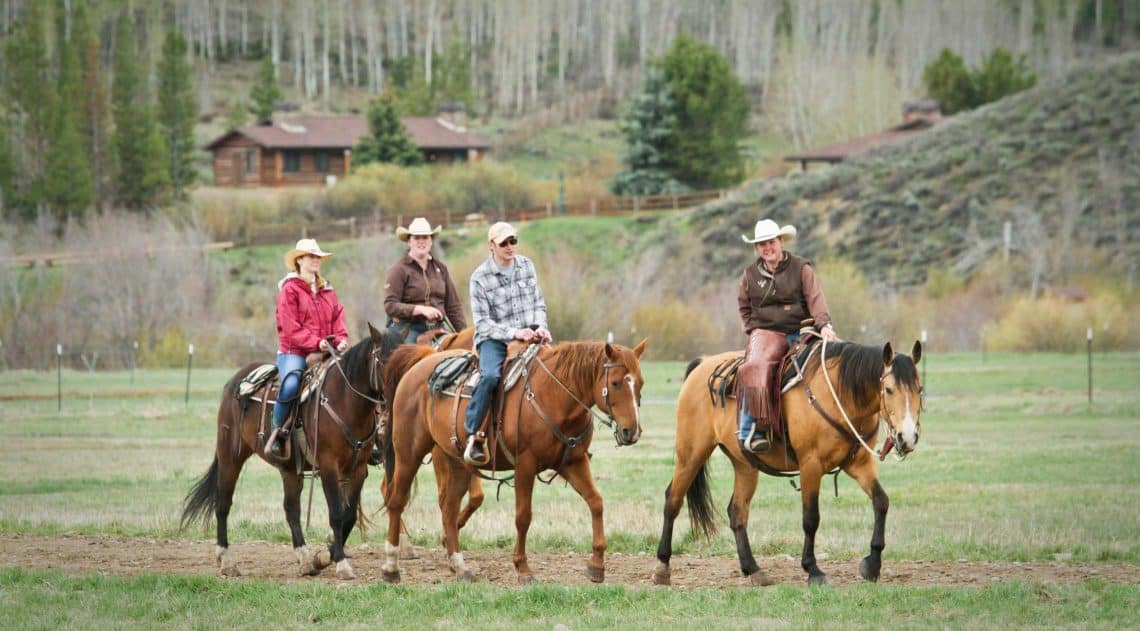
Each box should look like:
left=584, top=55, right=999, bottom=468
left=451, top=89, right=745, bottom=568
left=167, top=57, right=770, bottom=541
left=614, top=425, right=641, bottom=447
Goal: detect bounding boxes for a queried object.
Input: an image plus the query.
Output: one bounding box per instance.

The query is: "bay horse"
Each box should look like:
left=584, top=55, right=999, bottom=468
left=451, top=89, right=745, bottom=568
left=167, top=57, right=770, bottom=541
left=180, top=323, right=401, bottom=579
left=379, top=339, right=648, bottom=584
left=654, top=339, right=923, bottom=586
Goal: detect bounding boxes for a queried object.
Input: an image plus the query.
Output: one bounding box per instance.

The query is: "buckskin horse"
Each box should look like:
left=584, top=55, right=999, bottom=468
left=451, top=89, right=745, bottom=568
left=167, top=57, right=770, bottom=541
left=379, top=339, right=647, bottom=584
left=180, top=323, right=400, bottom=579
left=654, top=339, right=922, bottom=586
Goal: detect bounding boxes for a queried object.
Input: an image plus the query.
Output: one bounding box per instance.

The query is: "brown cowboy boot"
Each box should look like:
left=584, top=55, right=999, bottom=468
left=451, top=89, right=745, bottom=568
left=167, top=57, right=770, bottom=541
left=463, top=431, right=488, bottom=466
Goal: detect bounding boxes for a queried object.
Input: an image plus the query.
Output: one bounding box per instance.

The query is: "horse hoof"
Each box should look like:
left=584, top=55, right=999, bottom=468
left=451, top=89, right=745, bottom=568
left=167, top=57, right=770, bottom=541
left=219, top=565, right=242, bottom=578
left=458, top=570, right=476, bottom=583
left=749, top=571, right=776, bottom=586
left=400, top=534, right=420, bottom=560
left=300, top=562, right=321, bottom=577
left=807, top=573, right=830, bottom=587
left=859, top=558, right=880, bottom=582
left=586, top=564, right=605, bottom=583
left=312, top=549, right=332, bottom=571
left=652, top=569, right=671, bottom=586
left=518, top=574, right=537, bottom=586
left=381, top=570, right=401, bottom=584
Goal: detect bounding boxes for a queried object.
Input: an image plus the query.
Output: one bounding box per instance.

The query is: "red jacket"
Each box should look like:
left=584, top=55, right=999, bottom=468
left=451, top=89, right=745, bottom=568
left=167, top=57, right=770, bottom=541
left=276, top=274, right=349, bottom=355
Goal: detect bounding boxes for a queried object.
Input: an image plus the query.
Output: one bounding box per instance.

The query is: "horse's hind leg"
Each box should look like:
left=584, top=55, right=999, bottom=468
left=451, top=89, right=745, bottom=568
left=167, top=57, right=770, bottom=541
left=727, top=459, right=774, bottom=586
left=654, top=437, right=717, bottom=585
left=215, top=455, right=248, bottom=577
left=797, top=461, right=829, bottom=586
left=458, top=476, right=485, bottom=531
left=843, top=457, right=888, bottom=582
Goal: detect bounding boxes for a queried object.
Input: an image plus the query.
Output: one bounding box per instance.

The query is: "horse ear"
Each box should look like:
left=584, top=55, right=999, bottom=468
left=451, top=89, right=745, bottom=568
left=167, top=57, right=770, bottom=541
left=368, top=321, right=382, bottom=342
left=632, top=338, right=648, bottom=359
left=882, top=342, right=894, bottom=367
left=604, top=343, right=617, bottom=360
left=911, top=339, right=922, bottom=365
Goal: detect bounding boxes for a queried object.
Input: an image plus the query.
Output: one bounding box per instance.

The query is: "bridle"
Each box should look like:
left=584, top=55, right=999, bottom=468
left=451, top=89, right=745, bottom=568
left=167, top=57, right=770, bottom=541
left=529, top=352, right=641, bottom=446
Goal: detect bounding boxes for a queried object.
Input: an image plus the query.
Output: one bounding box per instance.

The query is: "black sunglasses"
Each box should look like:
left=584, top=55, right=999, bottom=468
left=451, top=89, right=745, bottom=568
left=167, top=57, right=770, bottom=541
left=497, top=237, right=518, bottom=247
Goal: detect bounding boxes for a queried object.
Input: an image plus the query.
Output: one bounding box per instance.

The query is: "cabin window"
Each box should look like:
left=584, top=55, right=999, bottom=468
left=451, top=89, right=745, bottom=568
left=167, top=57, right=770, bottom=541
left=283, top=151, right=301, bottom=172
left=244, top=150, right=257, bottom=174
left=316, top=152, right=330, bottom=173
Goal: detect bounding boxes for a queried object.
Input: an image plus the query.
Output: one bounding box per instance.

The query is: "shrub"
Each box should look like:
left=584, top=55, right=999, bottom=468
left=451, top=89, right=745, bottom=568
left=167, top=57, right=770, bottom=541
left=983, top=292, right=1138, bottom=352
left=436, top=161, right=539, bottom=214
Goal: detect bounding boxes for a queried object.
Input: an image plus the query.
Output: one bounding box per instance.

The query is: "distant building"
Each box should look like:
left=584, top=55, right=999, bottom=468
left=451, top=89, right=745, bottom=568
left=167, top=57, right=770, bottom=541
left=784, top=101, right=944, bottom=171
left=206, top=112, right=492, bottom=187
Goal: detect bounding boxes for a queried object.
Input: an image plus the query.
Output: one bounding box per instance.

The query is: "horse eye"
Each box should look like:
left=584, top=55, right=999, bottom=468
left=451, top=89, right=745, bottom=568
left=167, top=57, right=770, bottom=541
left=885, top=387, right=894, bottom=396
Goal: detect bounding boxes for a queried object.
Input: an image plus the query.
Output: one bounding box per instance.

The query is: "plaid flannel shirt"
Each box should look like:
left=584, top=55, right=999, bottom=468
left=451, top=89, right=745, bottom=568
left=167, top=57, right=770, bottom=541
left=469, top=254, right=548, bottom=347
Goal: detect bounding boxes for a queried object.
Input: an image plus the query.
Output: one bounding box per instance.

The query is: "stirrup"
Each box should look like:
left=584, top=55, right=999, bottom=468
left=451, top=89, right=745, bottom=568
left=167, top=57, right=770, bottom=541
left=741, top=425, right=771, bottom=455
left=264, top=427, right=287, bottom=458
left=463, top=433, right=489, bottom=466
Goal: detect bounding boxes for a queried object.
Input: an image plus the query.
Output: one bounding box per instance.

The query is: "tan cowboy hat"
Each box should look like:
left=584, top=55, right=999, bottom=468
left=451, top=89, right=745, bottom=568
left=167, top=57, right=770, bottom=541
left=283, top=238, right=333, bottom=270
left=742, top=219, right=797, bottom=244
left=487, top=221, right=518, bottom=244
left=396, top=217, right=442, bottom=242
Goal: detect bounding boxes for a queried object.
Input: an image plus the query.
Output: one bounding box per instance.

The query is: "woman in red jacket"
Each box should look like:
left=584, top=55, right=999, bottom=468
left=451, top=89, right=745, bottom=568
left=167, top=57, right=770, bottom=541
left=265, top=238, right=350, bottom=458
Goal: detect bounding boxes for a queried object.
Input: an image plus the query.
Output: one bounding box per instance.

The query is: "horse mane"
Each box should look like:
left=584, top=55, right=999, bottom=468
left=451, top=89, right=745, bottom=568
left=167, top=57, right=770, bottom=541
left=807, top=341, right=883, bottom=410
left=889, top=352, right=919, bottom=389
left=339, top=326, right=404, bottom=385
left=382, top=344, right=436, bottom=407
left=542, top=342, right=611, bottom=392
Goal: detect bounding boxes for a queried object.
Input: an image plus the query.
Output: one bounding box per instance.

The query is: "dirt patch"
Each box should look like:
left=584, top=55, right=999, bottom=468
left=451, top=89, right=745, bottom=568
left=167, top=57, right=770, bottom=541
left=3, top=534, right=1137, bottom=588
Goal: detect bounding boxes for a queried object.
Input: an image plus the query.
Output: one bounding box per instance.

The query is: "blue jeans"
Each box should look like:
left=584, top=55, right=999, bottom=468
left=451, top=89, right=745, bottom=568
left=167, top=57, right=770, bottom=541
left=739, top=332, right=800, bottom=440
left=388, top=320, right=429, bottom=344
left=273, top=352, right=306, bottom=430
left=464, top=339, right=507, bottom=435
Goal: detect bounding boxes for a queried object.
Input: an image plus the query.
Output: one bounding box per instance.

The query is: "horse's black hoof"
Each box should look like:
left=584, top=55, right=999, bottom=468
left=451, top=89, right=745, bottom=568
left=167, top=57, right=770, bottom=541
left=586, top=563, right=605, bottom=583
left=859, top=557, right=880, bottom=582
left=807, top=573, right=830, bottom=587
left=381, top=569, right=401, bottom=584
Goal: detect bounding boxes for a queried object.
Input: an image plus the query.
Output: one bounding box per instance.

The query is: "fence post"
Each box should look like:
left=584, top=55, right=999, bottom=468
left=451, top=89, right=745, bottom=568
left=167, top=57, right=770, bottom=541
left=633, top=196, right=640, bottom=218
left=672, top=193, right=678, bottom=209
left=57, top=344, right=62, bottom=412
left=131, top=341, right=138, bottom=384
left=546, top=202, right=553, bottom=217
left=185, top=343, right=194, bottom=406
left=590, top=199, right=597, bottom=216
left=445, top=209, right=452, bottom=228
left=349, top=216, right=356, bottom=239
left=920, top=330, right=928, bottom=390
left=1087, top=327, right=1093, bottom=407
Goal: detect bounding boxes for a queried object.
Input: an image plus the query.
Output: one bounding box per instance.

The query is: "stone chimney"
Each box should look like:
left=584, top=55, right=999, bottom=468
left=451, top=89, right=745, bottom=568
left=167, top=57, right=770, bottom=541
left=436, top=101, right=468, bottom=129
left=902, top=100, right=942, bottom=125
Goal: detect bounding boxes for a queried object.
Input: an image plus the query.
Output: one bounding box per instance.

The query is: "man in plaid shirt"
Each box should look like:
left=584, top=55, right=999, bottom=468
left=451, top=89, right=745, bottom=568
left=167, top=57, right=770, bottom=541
left=463, top=221, right=552, bottom=465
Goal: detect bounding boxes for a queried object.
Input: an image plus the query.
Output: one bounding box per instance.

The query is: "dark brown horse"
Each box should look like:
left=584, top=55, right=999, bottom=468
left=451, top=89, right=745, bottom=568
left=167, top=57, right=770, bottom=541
left=379, top=339, right=648, bottom=584
left=180, top=323, right=401, bottom=579
left=654, top=340, right=923, bottom=586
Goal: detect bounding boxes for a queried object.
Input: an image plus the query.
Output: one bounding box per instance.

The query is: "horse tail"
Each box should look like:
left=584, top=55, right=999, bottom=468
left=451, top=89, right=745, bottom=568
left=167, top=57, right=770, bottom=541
left=179, top=455, right=219, bottom=531
left=686, top=459, right=718, bottom=539
left=684, top=357, right=703, bottom=381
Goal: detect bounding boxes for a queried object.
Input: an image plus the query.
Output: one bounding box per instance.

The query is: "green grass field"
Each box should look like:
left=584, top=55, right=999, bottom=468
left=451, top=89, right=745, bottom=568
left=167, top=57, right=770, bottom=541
left=0, top=351, right=1137, bottom=627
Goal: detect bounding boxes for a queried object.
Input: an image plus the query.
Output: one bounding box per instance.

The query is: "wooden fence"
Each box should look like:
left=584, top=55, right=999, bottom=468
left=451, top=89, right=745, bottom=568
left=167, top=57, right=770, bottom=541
left=241, top=189, right=725, bottom=247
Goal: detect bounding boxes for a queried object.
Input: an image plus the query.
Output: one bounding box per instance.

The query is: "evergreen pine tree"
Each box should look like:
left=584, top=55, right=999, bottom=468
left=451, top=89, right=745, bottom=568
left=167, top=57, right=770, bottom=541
left=75, top=0, right=112, bottom=211
left=157, top=29, right=198, bottom=198
left=657, top=34, right=750, bottom=190
left=3, top=2, right=55, bottom=214
left=249, top=56, right=283, bottom=122
left=352, top=95, right=423, bottom=168
left=611, top=67, right=686, bottom=195
left=111, top=13, right=168, bottom=210
left=922, top=49, right=976, bottom=115
left=44, top=4, right=95, bottom=218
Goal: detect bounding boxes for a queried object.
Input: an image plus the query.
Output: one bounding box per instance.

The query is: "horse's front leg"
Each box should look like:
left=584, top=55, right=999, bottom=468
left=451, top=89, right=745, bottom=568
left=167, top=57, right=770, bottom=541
left=728, top=458, right=774, bottom=586
left=439, top=458, right=476, bottom=581
left=282, top=470, right=327, bottom=576
left=318, top=469, right=356, bottom=580
left=798, top=460, right=829, bottom=586
left=560, top=457, right=606, bottom=583
left=512, top=462, right=538, bottom=585
left=843, top=456, right=887, bottom=582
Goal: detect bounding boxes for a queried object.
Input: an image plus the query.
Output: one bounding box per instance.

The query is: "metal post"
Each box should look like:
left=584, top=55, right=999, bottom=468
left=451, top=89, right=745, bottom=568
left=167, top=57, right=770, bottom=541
left=131, top=341, right=138, bottom=384
left=1087, top=327, right=1093, bottom=406
left=185, top=343, right=194, bottom=405
left=57, top=344, right=62, bottom=412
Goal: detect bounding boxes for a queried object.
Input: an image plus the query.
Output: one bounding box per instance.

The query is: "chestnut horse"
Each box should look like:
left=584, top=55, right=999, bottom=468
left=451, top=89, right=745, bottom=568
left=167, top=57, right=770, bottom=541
left=379, top=339, right=647, bottom=584
left=654, top=340, right=923, bottom=586
left=180, top=324, right=401, bottom=579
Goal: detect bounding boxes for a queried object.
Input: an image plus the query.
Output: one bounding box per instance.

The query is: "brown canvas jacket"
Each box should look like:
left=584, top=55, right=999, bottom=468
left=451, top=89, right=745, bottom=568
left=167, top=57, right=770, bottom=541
left=737, top=253, right=832, bottom=335
left=383, top=254, right=467, bottom=329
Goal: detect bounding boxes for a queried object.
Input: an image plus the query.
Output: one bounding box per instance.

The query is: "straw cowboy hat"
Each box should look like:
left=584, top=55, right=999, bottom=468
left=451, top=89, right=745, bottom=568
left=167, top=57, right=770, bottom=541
left=283, top=238, right=333, bottom=270
left=396, top=217, right=442, bottom=242
left=742, top=219, right=797, bottom=244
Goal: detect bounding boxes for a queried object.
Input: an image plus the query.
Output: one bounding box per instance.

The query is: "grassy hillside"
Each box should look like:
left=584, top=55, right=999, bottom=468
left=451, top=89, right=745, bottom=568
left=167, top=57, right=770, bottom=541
left=661, top=52, right=1140, bottom=288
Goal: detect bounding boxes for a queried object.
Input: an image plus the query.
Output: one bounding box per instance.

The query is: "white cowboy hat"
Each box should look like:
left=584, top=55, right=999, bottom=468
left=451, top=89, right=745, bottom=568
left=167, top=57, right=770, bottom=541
left=396, top=217, right=442, bottom=242
left=742, top=219, right=797, bottom=244
left=487, top=221, right=518, bottom=244
left=283, top=238, right=333, bottom=270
